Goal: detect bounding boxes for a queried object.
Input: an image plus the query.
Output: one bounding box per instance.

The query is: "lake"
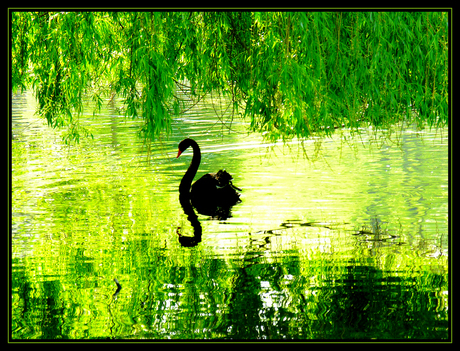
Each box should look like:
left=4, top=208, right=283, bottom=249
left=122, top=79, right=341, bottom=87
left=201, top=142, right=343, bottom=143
left=11, top=90, right=449, bottom=340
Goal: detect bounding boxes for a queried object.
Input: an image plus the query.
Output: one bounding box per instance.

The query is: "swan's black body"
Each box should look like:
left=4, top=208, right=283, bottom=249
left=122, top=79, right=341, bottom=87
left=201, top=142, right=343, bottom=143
left=177, top=138, right=241, bottom=217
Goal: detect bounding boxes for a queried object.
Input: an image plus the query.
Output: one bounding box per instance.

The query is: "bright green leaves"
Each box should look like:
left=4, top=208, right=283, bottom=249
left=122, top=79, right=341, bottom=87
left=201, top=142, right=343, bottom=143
left=12, top=11, right=117, bottom=143
left=11, top=11, right=449, bottom=143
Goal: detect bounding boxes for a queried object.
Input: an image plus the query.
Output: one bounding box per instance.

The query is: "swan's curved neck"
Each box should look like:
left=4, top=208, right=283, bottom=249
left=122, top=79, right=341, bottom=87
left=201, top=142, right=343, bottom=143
left=179, top=141, right=201, bottom=195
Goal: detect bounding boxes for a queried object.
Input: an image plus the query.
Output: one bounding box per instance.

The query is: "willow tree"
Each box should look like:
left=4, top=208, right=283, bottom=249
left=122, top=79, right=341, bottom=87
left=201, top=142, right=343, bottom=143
left=11, top=11, right=449, bottom=143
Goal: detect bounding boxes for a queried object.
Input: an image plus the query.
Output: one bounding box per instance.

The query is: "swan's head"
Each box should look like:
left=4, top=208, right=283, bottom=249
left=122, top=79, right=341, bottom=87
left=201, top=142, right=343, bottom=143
left=177, top=138, right=195, bottom=158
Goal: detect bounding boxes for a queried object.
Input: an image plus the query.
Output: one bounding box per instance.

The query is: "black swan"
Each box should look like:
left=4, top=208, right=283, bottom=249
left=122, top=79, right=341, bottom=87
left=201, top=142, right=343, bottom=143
left=177, top=138, right=241, bottom=216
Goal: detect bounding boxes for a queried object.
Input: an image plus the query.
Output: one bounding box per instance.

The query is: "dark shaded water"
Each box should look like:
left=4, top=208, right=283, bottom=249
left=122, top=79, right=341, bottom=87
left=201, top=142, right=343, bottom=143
left=11, top=91, right=449, bottom=340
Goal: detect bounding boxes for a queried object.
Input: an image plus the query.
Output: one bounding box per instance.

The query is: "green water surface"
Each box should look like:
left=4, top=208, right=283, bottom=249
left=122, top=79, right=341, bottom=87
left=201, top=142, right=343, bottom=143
left=11, top=91, right=449, bottom=340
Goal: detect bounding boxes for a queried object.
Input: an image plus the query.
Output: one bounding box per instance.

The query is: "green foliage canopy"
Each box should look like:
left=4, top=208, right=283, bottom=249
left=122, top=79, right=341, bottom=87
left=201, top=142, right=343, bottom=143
left=11, top=11, right=448, bottom=143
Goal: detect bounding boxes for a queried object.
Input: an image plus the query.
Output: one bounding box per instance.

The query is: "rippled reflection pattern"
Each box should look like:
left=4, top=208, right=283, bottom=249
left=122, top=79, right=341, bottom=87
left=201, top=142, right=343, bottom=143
left=11, top=91, right=449, bottom=340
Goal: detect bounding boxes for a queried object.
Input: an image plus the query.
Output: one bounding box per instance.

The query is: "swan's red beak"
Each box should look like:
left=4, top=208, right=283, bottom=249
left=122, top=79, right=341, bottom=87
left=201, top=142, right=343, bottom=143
left=176, top=149, right=182, bottom=158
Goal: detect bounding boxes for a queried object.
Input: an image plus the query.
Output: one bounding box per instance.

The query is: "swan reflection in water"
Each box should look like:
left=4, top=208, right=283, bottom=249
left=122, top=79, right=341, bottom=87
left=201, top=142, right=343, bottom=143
left=176, top=138, right=242, bottom=247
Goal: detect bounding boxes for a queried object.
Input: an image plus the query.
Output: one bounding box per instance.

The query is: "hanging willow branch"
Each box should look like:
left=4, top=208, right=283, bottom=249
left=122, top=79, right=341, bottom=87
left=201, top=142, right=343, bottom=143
left=11, top=11, right=449, bottom=143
